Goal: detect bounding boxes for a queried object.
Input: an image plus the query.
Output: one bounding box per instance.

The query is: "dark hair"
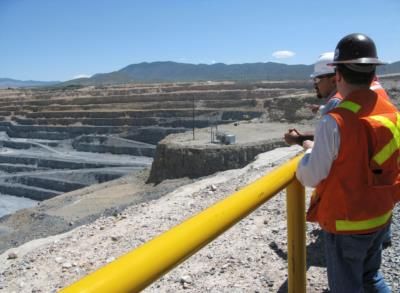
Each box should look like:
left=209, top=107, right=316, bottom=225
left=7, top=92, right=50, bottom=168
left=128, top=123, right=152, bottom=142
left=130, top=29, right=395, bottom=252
left=336, top=64, right=375, bottom=85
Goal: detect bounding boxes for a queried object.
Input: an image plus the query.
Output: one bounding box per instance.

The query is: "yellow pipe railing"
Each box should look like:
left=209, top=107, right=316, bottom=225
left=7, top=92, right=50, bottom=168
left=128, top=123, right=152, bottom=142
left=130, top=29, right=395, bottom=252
left=61, top=155, right=305, bottom=293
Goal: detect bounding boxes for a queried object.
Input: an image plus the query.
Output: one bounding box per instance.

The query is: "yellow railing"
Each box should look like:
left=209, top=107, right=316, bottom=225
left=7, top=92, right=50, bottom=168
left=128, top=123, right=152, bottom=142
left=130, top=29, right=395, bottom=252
left=61, top=155, right=306, bottom=293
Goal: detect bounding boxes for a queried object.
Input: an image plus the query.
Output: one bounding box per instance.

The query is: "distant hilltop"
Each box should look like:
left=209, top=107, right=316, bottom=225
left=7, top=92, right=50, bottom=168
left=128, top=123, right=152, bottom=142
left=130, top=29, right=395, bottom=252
left=3, top=60, right=400, bottom=88
left=0, top=78, right=60, bottom=88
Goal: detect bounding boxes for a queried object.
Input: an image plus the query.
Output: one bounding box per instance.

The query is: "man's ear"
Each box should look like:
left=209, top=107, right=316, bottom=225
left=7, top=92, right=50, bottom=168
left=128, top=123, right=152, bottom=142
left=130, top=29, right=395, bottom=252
left=330, top=75, right=337, bottom=85
left=335, top=70, right=342, bottom=83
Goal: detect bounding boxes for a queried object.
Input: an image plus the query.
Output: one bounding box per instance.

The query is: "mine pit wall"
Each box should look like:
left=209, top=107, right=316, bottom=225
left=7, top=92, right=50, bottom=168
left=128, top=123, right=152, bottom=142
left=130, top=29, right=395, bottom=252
left=0, top=155, right=111, bottom=169
left=0, top=183, right=60, bottom=200
left=13, top=177, right=86, bottom=193
left=147, top=138, right=287, bottom=183
left=72, top=136, right=156, bottom=157
left=1, top=88, right=304, bottom=108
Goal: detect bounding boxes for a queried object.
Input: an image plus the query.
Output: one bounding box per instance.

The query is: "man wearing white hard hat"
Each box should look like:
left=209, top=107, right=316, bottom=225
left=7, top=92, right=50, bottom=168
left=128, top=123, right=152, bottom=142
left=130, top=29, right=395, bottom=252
left=283, top=52, right=340, bottom=145
left=309, top=52, right=342, bottom=115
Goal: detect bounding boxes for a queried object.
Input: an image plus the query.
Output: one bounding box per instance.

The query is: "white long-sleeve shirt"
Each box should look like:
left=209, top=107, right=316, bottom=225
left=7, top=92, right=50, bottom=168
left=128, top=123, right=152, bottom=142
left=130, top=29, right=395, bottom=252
left=319, top=96, right=342, bottom=116
left=296, top=114, right=341, bottom=187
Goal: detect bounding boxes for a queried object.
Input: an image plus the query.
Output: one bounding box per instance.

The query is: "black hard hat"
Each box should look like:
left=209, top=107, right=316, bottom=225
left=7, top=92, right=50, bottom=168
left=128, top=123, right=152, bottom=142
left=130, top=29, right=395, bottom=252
left=330, top=33, right=385, bottom=65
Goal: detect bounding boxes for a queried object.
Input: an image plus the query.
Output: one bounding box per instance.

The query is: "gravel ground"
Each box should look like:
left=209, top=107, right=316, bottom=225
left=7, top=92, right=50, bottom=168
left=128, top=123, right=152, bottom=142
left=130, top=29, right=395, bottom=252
left=0, top=146, right=399, bottom=292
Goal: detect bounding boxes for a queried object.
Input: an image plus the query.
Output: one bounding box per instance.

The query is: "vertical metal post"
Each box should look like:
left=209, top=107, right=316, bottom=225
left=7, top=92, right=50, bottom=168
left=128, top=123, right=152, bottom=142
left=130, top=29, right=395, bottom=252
left=192, top=96, right=195, bottom=140
left=286, top=178, right=306, bottom=293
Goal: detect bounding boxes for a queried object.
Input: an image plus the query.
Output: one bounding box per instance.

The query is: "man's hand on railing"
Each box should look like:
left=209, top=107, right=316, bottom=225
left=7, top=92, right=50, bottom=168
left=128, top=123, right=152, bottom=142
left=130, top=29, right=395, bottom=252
left=284, top=128, right=302, bottom=145
left=284, top=129, right=315, bottom=146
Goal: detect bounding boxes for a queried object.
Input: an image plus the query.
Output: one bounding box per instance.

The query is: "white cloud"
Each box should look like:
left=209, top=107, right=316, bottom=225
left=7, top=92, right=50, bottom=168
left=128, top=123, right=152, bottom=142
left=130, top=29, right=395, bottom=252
left=272, top=50, right=296, bottom=59
left=72, top=74, right=91, bottom=79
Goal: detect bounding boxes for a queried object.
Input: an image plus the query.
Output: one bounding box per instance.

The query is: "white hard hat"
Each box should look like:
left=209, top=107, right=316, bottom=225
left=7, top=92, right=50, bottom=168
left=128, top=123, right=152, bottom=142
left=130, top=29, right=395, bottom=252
left=310, top=52, right=335, bottom=78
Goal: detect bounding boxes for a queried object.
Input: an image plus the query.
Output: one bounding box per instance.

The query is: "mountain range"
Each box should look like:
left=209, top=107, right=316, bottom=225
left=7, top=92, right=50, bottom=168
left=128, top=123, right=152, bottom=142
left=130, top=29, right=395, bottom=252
left=0, top=78, right=60, bottom=88
left=3, top=61, right=400, bottom=88
left=56, top=60, right=400, bottom=86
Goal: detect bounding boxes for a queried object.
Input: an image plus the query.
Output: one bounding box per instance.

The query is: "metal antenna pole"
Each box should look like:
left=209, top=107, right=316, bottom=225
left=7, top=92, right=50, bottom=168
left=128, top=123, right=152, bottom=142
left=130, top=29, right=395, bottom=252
left=192, top=96, right=195, bottom=140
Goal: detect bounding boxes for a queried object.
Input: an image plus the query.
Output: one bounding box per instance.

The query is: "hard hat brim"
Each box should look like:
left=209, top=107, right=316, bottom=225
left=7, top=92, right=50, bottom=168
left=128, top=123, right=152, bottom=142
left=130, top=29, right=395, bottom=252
left=328, top=57, right=386, bottom=66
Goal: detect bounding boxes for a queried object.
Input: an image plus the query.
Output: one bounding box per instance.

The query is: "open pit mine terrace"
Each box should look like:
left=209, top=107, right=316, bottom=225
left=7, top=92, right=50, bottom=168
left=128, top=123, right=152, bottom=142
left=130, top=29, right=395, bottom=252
left=0, top=81, right=317, bottom=203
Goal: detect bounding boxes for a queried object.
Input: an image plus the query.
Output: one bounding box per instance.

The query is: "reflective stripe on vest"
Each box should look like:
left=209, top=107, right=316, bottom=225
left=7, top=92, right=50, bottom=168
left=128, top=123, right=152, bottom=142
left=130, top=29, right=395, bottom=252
left=337, top=100, right=400, bottom=166
left=336, top=210, right=392, bottom=232
left=369, top=112, right=400, bottom=165
left=337, top=100, right=361, bottom=113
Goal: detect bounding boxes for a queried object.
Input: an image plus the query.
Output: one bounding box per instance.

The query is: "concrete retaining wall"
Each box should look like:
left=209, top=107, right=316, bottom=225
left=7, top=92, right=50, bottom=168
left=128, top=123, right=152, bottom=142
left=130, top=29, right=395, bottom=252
left=147, top=138, right=287, bottom=183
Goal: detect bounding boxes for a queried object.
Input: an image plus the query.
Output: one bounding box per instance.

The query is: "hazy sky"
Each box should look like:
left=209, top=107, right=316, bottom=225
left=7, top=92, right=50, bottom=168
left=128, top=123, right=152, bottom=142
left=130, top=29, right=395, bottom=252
left=1, top=0, right=399, bottom=81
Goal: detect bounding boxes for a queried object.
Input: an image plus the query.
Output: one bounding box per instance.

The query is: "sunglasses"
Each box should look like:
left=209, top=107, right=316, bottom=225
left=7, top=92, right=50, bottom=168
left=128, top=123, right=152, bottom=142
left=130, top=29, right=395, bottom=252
left=313, top=74, right=335, bottom=84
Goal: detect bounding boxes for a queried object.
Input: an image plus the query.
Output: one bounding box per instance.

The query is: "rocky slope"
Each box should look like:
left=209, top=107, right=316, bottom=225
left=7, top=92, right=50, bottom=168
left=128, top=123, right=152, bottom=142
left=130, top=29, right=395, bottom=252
left=0, top=147, right=398, bottom=292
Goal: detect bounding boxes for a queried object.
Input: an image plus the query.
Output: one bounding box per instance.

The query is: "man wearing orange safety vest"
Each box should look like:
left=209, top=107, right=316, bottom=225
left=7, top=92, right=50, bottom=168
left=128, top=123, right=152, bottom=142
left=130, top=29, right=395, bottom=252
left=296, top=33, right=399, bottom=292
left=285, top=51, right=393, bottom=249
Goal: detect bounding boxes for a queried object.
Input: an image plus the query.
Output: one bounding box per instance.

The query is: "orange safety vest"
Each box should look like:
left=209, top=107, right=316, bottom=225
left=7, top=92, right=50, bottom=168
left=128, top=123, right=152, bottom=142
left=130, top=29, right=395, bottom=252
left=307, top=89, right=400, bottom=234
left=332, top=79, right=389, bottom=102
